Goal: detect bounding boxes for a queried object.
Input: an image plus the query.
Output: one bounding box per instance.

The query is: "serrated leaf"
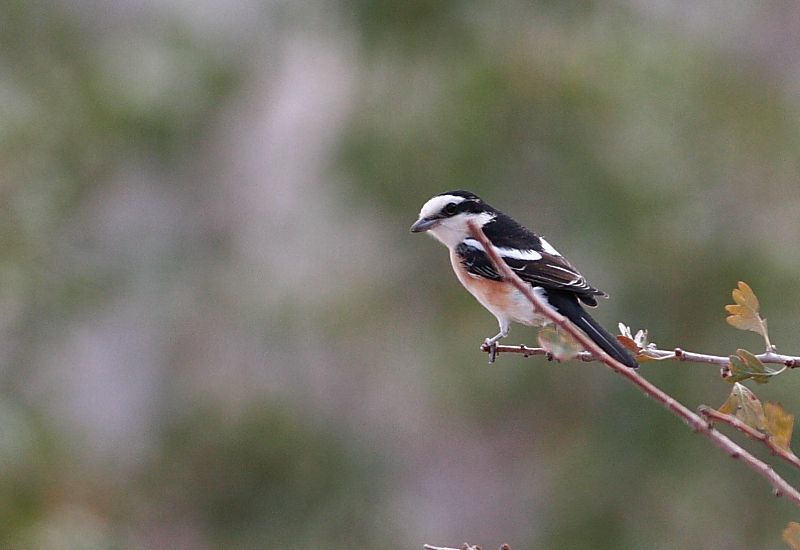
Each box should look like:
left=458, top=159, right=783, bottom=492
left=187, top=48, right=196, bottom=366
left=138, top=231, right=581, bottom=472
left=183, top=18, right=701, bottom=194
left=765, top=402, right=795, bottom=453
left=538, top=326, right=582, bottom=362
left=717, top=382, right=766, bottom=432
left=726, top=349, right=780, bottom=384
left=725, top=281, right=769, bottom=340
left=733, top=280, right=760, bottom=311
left=783, top=522, right=800, bottom=550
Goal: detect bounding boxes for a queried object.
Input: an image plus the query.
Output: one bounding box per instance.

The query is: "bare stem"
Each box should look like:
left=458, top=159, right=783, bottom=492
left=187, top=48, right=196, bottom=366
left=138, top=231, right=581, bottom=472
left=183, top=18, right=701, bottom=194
left=699, top=406, right=800, bottom=470
left=423, top=545, right=510, bottom=550
left=466, top=220, right=800, bottom=508
left=485, top=345, right=800, bottom=369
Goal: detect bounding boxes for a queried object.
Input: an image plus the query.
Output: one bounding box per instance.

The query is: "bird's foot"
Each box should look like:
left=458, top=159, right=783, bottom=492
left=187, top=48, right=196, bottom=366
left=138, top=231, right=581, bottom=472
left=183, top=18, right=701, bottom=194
left=482, top=338, right=498, bottom=364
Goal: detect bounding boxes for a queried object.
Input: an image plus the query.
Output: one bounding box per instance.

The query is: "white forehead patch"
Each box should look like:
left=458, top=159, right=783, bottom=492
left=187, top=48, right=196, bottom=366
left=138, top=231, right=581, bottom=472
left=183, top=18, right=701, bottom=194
left=539, top=237, right=561, bottom=256
left=418, top=194, right=467, bottom=219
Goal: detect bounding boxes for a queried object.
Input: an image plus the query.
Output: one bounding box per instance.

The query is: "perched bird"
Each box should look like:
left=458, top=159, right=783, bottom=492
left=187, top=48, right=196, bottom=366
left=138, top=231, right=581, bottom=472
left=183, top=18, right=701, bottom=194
left=410, top=190, right=638, bottom=368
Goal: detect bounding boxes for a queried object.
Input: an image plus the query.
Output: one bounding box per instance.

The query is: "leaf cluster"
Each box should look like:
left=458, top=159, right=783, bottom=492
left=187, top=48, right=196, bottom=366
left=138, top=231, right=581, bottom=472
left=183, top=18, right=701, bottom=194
left=616, top=281, right=800, bottom=548
left=719, top=283, right=788, bottom=385
left=716, top=382, right=795, bottom=454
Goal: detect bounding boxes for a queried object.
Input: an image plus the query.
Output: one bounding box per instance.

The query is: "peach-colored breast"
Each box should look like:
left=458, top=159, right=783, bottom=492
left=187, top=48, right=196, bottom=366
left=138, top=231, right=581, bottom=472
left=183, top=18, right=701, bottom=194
left=448, top=248, right=546, bottom=327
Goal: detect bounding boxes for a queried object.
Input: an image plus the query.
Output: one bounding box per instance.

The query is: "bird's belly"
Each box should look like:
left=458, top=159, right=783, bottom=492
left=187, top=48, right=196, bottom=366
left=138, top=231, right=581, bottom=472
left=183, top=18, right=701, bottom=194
left=450, top=251, right=550, bottom=327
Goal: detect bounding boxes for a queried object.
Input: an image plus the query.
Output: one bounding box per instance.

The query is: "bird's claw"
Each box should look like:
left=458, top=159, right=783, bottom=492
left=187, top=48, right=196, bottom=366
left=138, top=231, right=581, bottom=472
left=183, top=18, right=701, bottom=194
left=483, top=339, right=498, bottom=364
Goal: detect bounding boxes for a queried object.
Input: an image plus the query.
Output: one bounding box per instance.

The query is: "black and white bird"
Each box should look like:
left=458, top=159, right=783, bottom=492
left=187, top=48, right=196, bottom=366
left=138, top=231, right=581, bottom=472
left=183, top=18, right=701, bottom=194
left=410, top=190, right=638, bottom=368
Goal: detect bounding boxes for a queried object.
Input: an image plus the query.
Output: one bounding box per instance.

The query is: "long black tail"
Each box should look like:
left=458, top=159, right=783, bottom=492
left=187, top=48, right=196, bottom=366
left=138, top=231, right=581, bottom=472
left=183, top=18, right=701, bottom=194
left=545, top=290, right=638, bottom=369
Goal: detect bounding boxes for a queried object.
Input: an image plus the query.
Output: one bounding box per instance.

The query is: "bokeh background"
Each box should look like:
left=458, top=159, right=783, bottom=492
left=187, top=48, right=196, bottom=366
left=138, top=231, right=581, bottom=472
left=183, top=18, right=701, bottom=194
left=2, top=1, right=800, bottom=548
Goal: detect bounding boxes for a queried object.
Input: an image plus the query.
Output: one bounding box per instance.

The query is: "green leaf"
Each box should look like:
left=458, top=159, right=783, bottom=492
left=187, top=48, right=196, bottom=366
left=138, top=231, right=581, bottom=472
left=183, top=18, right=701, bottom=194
left=783, top=522, right=800, bottom=550
left=765, top=402, right=795, bottom=453
left=717, top=382, right=766, bottom=432
left=726, top=349, right=780, bottom=384
left=538, top=326, right=583, bottom=362
left=725, top=281, right=770, bottom=343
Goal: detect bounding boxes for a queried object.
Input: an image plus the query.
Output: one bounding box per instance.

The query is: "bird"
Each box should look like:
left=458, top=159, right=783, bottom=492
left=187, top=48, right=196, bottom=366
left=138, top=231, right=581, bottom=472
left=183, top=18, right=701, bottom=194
left=410, top=190, right=638, bottom=368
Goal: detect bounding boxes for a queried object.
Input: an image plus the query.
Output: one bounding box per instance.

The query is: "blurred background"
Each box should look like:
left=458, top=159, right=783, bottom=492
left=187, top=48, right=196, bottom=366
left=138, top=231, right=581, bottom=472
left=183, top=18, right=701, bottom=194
left=2, top=1, right=800, bottom=548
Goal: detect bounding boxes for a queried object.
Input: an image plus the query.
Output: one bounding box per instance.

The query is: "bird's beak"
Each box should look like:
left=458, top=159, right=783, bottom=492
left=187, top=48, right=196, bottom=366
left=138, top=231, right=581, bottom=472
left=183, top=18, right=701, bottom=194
left=410, top=216, right=439, bottom=233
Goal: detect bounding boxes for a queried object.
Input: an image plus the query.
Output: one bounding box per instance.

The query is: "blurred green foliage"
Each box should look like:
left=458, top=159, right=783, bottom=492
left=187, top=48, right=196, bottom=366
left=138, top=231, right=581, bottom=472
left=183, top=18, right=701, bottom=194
left=145, top=405, right=389, bottom=548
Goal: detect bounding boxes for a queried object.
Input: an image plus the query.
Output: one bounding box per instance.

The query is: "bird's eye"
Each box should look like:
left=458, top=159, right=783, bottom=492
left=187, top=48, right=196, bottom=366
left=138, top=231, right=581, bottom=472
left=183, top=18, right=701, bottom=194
left=443, top=202, right=457, bottom=215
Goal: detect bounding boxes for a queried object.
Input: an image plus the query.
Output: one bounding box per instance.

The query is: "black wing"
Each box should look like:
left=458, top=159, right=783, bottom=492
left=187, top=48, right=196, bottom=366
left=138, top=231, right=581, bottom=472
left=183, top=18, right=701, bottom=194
left=456, top=241, right=503, bottom=281
left=481, top=211, right=543, bottom=250
left=505, top=253, right=605, bottom=306
left=483, top=212, right=606, bottom=305
left=455, top=238, right=605, bottom=307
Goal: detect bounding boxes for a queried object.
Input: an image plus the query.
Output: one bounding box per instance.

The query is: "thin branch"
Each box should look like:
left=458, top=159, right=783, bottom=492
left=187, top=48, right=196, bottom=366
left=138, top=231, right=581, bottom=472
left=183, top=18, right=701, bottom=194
left=647, top=348, right=800, bottom=368
left=482, top=344, right=597, bottom=361
left=466, top=220, right=800, bottom=507
left=484, top=344, right=800, bottom=368
left=699, top=406, right=800, bottom=470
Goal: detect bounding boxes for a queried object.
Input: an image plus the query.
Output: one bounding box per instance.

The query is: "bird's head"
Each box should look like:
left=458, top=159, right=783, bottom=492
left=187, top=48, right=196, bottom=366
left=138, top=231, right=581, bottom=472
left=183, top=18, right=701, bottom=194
left=410, top=190, right=496, bottom=248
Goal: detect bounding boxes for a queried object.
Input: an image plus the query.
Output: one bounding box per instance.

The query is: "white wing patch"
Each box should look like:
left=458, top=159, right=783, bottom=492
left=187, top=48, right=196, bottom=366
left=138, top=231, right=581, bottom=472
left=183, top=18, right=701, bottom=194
left=462, top=238, right=543, bottom=261
left=498, top=246, right=543, bottom=261
left=462, top=238, right=487, bottom=251
left=539, top=237, right=561, bottom=257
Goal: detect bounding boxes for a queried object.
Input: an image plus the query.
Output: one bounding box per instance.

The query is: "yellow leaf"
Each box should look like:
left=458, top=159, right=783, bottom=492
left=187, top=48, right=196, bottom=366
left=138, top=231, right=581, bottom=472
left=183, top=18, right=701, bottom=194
left=733, top=281, right=759, bottom=311
left=783, top=522, right=800, bottom=550
left=717, top=382, right=766, bottom=432
left=765, top=402, right=795, bottom=453
left=725, top=281, right=769, bottom=339
left=718, top=391, right=736, bottom=415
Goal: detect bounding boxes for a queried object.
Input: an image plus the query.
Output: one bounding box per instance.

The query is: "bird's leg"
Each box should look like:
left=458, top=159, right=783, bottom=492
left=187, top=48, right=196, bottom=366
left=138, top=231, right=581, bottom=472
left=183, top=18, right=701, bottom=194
left=483, top=320, right=509, bottom=364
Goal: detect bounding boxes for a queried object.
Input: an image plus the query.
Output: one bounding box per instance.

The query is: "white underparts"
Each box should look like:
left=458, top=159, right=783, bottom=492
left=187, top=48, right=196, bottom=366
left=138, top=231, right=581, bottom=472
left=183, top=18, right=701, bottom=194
left=427, top=212, right=496, bottom=249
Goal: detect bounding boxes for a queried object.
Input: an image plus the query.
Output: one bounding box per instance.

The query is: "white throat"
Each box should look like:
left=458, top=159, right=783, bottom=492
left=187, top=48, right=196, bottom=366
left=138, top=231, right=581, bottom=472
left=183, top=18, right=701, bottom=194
left=428, top=211, right=496, bottom=249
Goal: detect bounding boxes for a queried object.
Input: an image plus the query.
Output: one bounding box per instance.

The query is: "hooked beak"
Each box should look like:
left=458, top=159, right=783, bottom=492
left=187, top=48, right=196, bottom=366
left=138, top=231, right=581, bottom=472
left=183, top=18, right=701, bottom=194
left=410, top=216, right=439, bottom=233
